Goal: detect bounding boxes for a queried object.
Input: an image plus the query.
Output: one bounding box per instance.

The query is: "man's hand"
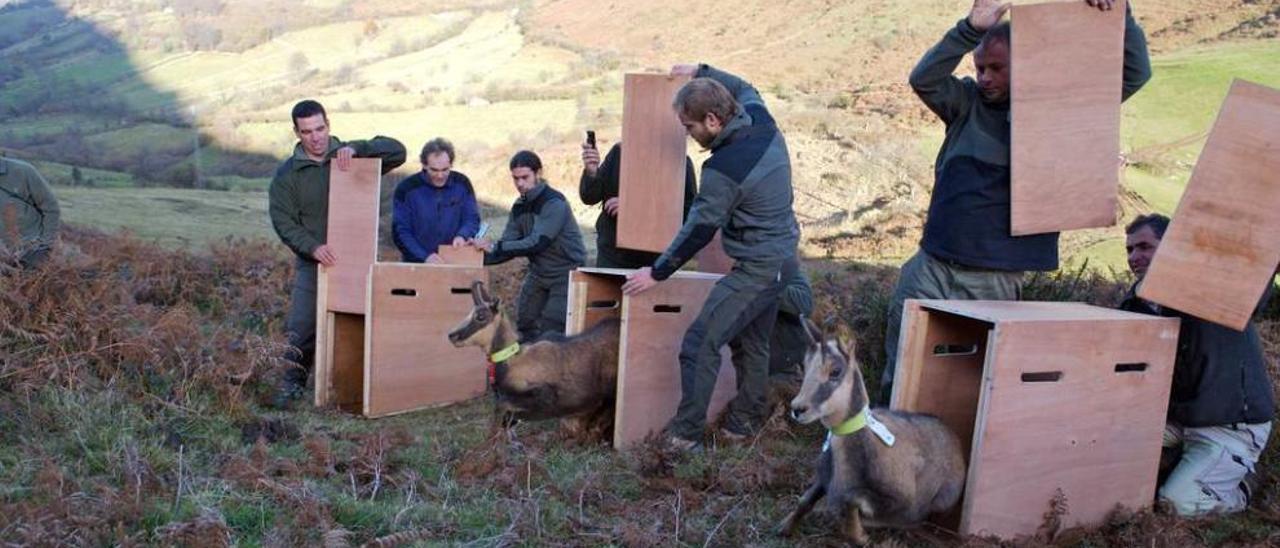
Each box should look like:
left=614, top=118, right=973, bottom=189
left=582, top=143, right=601, bottom=176
left=471, top=238, right=494, bottom=252
left=622, top=267, right=659, bottom=296
left=604, top=197, right=621, bottom=217
left=452, top=236, right=466, bottom=248
left=670, top=64, right=699, bottom=79
left=1084, top=0, right=1116, bottom=11
left=968, top=0, right=1011, bottom=31
left=312, top=244, right=338, bottom=267
left=334, top=146, right=356, bottom=171
left=425, top=253, right=443, bottom=264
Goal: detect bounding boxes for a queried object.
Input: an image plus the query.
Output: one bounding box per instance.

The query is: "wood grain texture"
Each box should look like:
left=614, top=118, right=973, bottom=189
left=565, top=269, right=624, bottom=336
left=435, top=245, right=484, bottom=266
left=1137, top=80, right=1280, bottom=330
left=893, top=300, right=1179, bottom=539
left=617, top=73, right=691, bottom=253
left=614, top=274, right=735, bottom=448
left=362, top=264, right=489, bottom=417
left=1010, top=0, right=1126, bottom=235
left=963, top=316, right=1177, bottom=538
left=321, top=158, right=382, bottom=313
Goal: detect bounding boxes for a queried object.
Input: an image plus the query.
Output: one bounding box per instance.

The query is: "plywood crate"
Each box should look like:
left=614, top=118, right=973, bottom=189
left=314, top=159, right=489, bottom=416
left=890, top=300, right=1179, bottom=539
left=566, top=268, right=735, bottom=449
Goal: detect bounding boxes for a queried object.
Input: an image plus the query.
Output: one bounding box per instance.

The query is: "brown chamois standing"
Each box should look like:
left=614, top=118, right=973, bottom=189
left=776, top=321, right=966, bottom=545
left=448, top=281, right=620, bottom=439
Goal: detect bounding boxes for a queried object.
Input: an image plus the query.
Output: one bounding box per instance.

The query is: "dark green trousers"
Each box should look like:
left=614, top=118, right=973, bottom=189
left=516, top=272, right=570, bottom=342
left=667, top=262, right=792, bottom=440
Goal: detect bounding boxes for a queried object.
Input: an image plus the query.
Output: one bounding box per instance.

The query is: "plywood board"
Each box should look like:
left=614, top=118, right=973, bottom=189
left=321, top=158, right=382, bottom=314
left=435, top=245, right=483, bottom=266
left=617, top=73, right=691, bottom=253
left=918, top=299, right=1158, bottom=324
left=961, top=316, right=1178, bottom=538
left=566, top=269, right=624, bottom=336
left=614, top=275, right=736, bottom=448
left=1010, top=0, right=1126, bottom=235
left=1137, top=80, right=1280, bottom=330
left=363, top=264, right=489, bottom=417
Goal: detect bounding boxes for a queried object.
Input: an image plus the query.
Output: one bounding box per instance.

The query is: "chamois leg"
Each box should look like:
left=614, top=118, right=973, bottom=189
left=844, top=506, right=869, bottom=546
left=775, top=481, right=826, bottom=537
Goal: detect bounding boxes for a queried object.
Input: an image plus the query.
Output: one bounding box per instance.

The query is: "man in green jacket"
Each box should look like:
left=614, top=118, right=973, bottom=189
left=623, top=64, right=800, bottom=449
left=0, top=157, right=60, bottom=270
left=881, top=0, right=1152, bottom=402
left=474, top=150, right=586, bottom=342
left=268, top=100, right=406, bottom=407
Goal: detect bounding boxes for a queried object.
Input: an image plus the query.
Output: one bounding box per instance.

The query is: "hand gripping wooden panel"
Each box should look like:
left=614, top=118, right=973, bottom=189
left=614, top=274, right=736, bottom=448
left=436, top=245, right=484, bottom=266
left=617, top=73, right=691, bottom=253
left=363, top=263, right=489, bottom=417
left=1010, top=0, right=1126, bottom=235
left=1137, top=80, right=1280, bottom=330
left=322, top=158, right=383, bottom=313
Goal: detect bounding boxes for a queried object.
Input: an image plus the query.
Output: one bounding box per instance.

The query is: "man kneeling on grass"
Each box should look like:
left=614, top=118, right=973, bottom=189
left=1121, top=213, right=1275, bottom=516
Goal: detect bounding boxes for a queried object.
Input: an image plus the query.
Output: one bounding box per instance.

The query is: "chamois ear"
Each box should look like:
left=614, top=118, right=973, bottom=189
left=801, top=317, right=821, bottom=346
left=837, top=337, right=855, bottom=363
left=489, top=296, right=502, bottom=313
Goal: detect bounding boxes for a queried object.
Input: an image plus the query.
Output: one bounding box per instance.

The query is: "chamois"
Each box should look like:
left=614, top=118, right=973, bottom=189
left=448, top=281, right=620, bottom=438
left=777, top=321, right=965, bottom=545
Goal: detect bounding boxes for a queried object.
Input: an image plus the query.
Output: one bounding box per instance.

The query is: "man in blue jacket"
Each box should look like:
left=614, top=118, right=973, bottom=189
left=392, top=138, right=481, bottom=263
left=1120, top=214, right=1274, bottom=517
left=881, top=0, right=1153, bottom=402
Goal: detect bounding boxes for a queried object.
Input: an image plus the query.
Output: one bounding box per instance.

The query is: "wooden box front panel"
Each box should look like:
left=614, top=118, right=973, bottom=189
left=1010, top=0, right=1126, bottom=235
left=566, top=269, right=625, bottom=336
left=363, top=263, right=489, bottom=417
left=961, top=316, right=1179, bottom=538
left=435, top=245, right=484, bottom=266
left=617, top=73, right=691, bottom=253
left=1138, top=80, right=1280, bottom=330
left=322, top=158, right=382, bottom=313
left=614, top=275, right=735, bottom=448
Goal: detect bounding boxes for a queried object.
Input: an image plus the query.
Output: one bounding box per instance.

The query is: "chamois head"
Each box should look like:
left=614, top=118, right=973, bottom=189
left=448, top=281, right=501, bottom=348
left=789, top=319, right=868, bottom=426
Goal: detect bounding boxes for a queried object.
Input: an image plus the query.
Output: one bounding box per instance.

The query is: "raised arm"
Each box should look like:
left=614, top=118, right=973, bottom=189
left=1119, top=3, right=1152, bottom=101
left=344, top=136, right=407, bottom=173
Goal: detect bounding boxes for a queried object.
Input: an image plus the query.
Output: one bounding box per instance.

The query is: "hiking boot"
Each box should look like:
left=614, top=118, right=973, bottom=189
left=664, top=434, right=702, bottom=453
left=718, top=427, right=750, bottom=445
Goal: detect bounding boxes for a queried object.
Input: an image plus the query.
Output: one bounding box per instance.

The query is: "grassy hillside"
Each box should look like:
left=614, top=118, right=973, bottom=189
left=1, top=229, right=1277, bottom=546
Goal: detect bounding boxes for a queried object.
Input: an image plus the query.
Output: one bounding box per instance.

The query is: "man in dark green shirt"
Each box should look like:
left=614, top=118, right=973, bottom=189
left=474, top=150, right=586, bottom=342
left=881, top=0, right=1152, bottom=402
left=0, top=157, right=60, bottom=270
left=579, top=139, right=697, bottom=268
left=268, top=100, right=406, bottom=407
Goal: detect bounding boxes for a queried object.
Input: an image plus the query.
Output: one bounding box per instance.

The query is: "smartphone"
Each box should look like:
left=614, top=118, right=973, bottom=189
left=476, top=222, right=490, bottom=240
left=586, top=130, right=597, bottom=150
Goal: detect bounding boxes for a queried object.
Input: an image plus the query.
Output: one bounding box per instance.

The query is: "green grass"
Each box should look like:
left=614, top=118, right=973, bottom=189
left=54, top=185, right=274, bottom=247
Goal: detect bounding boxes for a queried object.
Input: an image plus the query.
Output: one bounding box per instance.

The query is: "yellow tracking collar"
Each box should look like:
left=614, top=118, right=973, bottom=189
left=489, top=342, right=520, bottom=363
left=829, top=406, right=869, bottom=436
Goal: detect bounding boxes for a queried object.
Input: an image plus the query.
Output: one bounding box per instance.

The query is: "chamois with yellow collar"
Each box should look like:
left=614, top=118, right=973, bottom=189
left=777, top=320, right=965, bottom=545
left=448, top=281, right=620, bottom=439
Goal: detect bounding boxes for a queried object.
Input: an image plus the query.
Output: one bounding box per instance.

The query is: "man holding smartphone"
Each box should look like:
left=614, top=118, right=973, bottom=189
left=579, top=133, right=697, bottom=268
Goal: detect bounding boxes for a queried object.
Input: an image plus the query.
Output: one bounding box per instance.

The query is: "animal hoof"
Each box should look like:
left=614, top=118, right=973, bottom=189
left=773, top=522, right=795, bottom=538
